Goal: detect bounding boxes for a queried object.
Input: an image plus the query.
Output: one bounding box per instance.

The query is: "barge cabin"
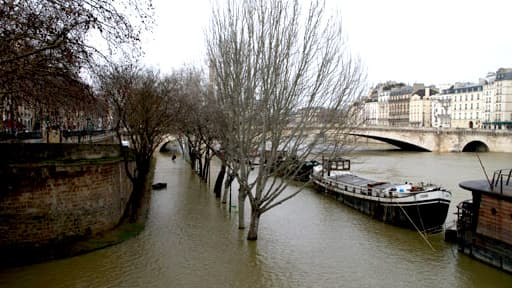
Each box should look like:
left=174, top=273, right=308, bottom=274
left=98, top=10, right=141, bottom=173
left=457, top=168, right=512, bottom=273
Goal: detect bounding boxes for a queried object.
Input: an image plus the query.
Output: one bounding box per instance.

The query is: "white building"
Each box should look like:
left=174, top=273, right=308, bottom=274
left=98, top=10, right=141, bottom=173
left=378, top=90, right=390, bottom=127
left=482, top=72, right=496, bottom=129
left=448, top=83, right=484, bottom=129
left=364, top=98, right=379, bottom=126
left=484, top=68, right=512, bottom=129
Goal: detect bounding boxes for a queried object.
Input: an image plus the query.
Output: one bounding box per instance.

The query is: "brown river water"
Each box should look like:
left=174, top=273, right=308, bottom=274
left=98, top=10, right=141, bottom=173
left=1, top=144, right=512, bottom=288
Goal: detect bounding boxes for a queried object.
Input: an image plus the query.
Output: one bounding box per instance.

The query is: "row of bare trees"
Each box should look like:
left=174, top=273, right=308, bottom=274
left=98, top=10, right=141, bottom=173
left=204, top=0, right=366, bottom=240
left=3, top=0, right=365, bottom=240
left=0, top=0, right=152, bottom=132
left=95, top=65, right=170, bottom=220
left=156, top=0, right=366, bottom=240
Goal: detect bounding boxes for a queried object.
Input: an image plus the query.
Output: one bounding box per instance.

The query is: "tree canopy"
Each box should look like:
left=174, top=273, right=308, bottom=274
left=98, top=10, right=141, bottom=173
left=0, top=0, right=153, bottom=130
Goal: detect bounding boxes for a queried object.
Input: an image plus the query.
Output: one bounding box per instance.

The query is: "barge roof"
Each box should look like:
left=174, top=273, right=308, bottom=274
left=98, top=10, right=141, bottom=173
left=459, top=180, right=512, bottom=199
left=331, top=173, right=395, bottom=189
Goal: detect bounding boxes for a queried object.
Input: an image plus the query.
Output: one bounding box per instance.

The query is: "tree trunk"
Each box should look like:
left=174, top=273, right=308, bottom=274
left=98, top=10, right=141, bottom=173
left=247, top=208, right=261, bottom=240
left=189, top=149, right=196, bottom=170
left=122, top=168, right=149, bottom=223
left=213, top=163, right=226, bottom=197
left=238, top=188, right=247, bottom=229
left=222, top=172, right=234, bottom=204
left=197, top=154, right=203, bottom=175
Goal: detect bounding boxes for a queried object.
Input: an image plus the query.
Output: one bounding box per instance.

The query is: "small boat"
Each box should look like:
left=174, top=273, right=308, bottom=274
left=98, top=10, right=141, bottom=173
left=311, top=157, right=452, bottom=232
left=152, top=182, right=167, bottom=190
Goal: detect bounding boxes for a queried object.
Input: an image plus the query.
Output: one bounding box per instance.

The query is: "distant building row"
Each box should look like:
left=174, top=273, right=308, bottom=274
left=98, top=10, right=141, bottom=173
left=363, top=68, right=512, bottom=130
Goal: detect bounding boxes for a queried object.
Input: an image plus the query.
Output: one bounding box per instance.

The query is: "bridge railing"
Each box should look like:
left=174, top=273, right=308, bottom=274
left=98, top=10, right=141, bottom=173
left=356, top=125, right=512, bottom=136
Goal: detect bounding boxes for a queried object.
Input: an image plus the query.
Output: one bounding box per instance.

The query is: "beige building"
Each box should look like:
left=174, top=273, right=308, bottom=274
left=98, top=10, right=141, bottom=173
left=388, top=84, right=414, bottom=127
left=409, top=87, right=436, bottom=127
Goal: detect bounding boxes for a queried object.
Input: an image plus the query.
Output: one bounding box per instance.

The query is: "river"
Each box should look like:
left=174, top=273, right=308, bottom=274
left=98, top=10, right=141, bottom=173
left=1, top=144, right=512, bottom=288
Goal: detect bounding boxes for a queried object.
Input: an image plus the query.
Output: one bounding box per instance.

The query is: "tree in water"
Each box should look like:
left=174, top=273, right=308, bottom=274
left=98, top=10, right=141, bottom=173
left=207, top=0, right=365, bottom=240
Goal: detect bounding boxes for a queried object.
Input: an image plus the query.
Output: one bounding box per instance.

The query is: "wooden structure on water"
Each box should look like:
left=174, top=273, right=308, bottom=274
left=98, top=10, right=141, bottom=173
left=457, top=169, right=512, bottom=273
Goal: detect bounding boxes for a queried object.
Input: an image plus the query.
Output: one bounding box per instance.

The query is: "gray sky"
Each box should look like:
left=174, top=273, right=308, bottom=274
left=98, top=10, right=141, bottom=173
left=142, top=0, right=512, bottom=86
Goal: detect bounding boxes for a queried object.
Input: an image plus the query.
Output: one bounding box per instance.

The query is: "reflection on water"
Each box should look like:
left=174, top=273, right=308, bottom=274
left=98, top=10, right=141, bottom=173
left=1, top=146, right=512, bottom=288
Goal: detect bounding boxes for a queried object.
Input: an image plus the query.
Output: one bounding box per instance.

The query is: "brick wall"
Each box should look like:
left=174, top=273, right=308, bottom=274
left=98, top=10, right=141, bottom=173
left=476, top=194, right=512, bottom=244
left=0, top=144, right=134, bottom=249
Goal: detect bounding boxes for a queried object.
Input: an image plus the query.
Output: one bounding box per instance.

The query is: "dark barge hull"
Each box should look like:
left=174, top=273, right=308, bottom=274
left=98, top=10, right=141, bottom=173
left=314, top=182, right=450, bottom=232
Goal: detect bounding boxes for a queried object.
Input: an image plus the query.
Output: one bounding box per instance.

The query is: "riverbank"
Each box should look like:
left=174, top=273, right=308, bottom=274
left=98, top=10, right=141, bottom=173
left=0, top=221, right=145, bottom=268
left=0, top=152, right=155, bottom=268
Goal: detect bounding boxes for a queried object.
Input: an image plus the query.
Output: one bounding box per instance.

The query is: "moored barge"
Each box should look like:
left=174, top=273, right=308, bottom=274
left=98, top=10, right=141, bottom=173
left=456, top=168, right=512, bottom=273
left=311, top=158, right=452, bottom=232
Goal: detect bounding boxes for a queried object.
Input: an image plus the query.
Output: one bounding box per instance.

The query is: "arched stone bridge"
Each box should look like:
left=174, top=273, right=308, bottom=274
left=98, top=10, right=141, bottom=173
left=348, top=127, right=512, bottom=152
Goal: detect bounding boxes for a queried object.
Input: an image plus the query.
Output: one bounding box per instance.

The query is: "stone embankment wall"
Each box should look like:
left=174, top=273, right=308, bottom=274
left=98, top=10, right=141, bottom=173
left=0, top=144, right=134, bottom=250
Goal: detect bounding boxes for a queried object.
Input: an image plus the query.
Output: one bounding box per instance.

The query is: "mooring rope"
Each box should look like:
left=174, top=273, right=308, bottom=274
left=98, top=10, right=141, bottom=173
left=398, top=204, right=436, bottom=252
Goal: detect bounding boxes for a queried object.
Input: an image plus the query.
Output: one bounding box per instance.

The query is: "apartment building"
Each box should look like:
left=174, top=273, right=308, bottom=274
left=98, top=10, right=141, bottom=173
left=440, top=83, right=483, bottom=128
left=482, top=72, right=496, bottom=129
left=431, top=84, right=453, bottom=128
left=409, top=87, right=436, bottom=127
left=361, top=68, right=512, bottom=130
left=484, top=68, right=512, bottom=129
left=377, top=90, right=390, bottom=126
left=388, top=84, right=414, bottom=127
left=364, top=97, right=379, bottom=126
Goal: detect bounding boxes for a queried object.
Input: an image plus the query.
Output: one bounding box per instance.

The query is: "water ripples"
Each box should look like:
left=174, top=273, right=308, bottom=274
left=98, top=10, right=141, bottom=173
left=1, top=151, right=512, bottom=287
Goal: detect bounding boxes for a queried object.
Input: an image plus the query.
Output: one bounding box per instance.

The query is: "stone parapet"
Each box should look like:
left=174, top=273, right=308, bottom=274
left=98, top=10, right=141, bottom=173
left=0, top=144, right=134, bottom=255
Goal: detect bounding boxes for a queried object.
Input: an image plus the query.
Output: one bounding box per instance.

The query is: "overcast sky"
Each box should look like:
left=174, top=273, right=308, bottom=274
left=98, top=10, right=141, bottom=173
left=141, top=0, right=512, bottom=86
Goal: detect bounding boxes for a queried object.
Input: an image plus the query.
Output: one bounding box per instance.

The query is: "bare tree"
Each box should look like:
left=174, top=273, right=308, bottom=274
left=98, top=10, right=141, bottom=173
left=97, top=63, right=176, bottom=221
left=0, top=0, right=153, bottom=130
left=167, top=68, right=211, bottom=175
left=207, top=0, right=365, bottom=240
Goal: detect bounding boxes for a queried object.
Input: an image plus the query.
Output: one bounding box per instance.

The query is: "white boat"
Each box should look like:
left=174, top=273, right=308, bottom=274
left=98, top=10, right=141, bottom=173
left=311, top=158, right=452, bottom=232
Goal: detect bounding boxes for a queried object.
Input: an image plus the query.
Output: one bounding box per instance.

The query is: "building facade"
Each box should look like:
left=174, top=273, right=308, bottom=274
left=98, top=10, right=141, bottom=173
left=409, top=87, right=436, bottom=128
left=431, top=91, right=453, bottom=128
left=360, top=68, right=512, bottom=131
left=388, top=85, right=414, bottom=127
left=445, top=83, right=484, bottom=128
left=485, top=68, right=512, bottom=129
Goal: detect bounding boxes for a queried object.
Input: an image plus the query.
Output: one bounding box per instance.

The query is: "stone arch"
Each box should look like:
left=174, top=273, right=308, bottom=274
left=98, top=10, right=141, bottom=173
left=462, top=140, right=489, bottom=152
left=157, top=135, right=180, bottom=153
left=349, top=133, right=431, bottom=151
